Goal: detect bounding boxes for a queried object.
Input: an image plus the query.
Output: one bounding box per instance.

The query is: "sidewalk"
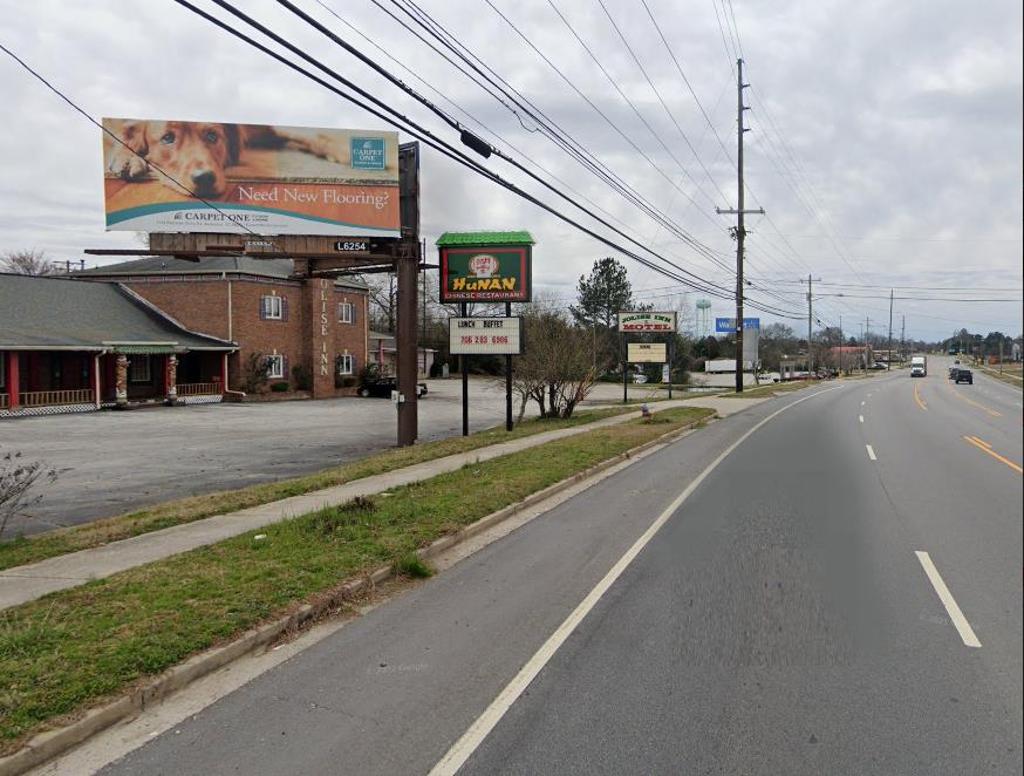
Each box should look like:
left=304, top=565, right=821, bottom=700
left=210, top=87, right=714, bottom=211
left=0, top=395, right=764, bottom=611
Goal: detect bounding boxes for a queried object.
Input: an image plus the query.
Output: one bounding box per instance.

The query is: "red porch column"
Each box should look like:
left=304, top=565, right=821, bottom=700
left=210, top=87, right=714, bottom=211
left=115, top=354, right=129, bottom=407
left=92, top=353, right=101, bottom=408
left=6, top=352, right=19, bottom=410
left=165, top=355, right=178, bottom=404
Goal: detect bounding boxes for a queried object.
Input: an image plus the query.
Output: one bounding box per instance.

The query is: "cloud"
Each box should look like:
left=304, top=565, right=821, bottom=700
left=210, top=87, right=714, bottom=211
left=0, top=0, right=1020, bottom=338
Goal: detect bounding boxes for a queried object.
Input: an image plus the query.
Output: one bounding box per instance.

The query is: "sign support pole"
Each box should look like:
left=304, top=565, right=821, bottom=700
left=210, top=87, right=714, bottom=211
left=505, top=302, right=513, bottom=431
left=460, top=302, right=469, bottom=436
left=622, top=331, right=628, bottom=404
left=668, top=335, right=674, bottom=399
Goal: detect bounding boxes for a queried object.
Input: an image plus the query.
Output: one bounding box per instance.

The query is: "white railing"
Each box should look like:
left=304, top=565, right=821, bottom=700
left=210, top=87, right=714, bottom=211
left=177, top=382, right=221, bottom=396
left=20, top=389, right=95, bottom=407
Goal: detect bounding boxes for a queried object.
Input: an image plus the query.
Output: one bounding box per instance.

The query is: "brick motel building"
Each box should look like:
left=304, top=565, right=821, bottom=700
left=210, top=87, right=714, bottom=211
left=0, top=256, right=370, bottom=418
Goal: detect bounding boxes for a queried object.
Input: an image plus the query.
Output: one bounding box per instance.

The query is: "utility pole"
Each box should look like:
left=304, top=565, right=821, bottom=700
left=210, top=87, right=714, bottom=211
left=716, top=58, right=764, bottom=394
left=900, top=314, right=905, bottom=363
left=839, top=315, right=843, bottom=375
left=805, top=275, right=820, bottom=375
left=887, top=288, right=894, bottom=371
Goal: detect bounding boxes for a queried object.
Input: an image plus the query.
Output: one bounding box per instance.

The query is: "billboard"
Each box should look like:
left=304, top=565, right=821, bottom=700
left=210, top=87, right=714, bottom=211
left=440, top=246, right=531, bottom=303
left=715, top=317, right=760, bottom=333
left=449, top=317, right=522, bottom=355
left=617, top=311, right=677, bottom=332
left=102, top=118, right=400, bottom=236
left=628, top=343, right=667, bottom=363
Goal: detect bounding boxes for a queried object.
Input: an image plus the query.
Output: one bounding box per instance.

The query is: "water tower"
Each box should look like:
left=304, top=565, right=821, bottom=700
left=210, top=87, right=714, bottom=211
left=696, top=298, right=712, bottom=339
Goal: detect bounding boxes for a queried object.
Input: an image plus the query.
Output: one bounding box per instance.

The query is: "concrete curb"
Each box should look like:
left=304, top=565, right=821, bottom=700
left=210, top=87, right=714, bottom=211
left=0, top=412, right=711, bottom=776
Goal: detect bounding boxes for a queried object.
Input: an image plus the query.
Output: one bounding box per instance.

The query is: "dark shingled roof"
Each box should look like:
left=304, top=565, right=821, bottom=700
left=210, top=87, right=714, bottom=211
left=76, top=256, right=368, bottom=290
left=0, top=274, right=235, bottom=351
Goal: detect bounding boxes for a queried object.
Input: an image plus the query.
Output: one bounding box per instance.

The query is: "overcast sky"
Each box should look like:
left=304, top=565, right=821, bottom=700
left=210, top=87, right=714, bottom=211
left=1, top=0, right=1021, bottom=340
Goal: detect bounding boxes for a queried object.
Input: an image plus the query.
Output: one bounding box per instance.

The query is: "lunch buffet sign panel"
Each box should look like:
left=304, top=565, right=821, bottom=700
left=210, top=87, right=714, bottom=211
left=449, top=317, right=523, bottom=355
left=439, top=246, right=532, bottom=303
left=617, top=311, right=677, bottom=332
left=101, top=118, right=401, bottom=237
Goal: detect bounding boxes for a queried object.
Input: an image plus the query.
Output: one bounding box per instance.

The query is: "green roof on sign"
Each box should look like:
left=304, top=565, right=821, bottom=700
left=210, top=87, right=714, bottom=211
left=436, top=231, right=535, bottom=247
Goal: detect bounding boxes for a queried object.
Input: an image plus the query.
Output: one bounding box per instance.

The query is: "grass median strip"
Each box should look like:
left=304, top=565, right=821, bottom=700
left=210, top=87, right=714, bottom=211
left=0, top=407, right=642, bottom=572
left=0, top=407, right=712, bottom=752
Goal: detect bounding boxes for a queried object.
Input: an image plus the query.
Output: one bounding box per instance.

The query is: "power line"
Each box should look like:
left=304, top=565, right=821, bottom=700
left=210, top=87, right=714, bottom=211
left=377, top=0, right=737, bottom=275
left=591, top=0, right=730, bottom=204
left=0, top=41, right=281, bottom=249
left=174, top=0, right=804, bottom=319
left=274, top=0, right=745, bottom=295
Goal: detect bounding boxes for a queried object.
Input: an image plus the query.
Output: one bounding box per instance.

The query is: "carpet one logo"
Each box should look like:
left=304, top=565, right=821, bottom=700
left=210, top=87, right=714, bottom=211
left=350, top=137, right=386, bottom=170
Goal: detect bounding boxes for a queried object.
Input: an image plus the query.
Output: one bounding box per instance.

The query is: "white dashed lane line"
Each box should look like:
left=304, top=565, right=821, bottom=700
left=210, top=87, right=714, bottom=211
left=866, top=444, right=877, bottom=461
left=915, top=551, right=982, bottom=648
left=859, top=415, right=864, bottom=423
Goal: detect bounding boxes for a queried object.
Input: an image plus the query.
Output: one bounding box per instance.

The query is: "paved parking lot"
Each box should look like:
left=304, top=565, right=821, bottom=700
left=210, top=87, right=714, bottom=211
left=1, top=378, right=681, bottom=536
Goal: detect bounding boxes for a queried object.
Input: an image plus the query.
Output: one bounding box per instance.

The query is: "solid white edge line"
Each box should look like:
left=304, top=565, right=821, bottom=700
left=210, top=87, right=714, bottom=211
left=866, top=444, right=877, bottom=461
left=914, top=551, right=982, bottom=648
left=427, top=385, right=845, bottom=776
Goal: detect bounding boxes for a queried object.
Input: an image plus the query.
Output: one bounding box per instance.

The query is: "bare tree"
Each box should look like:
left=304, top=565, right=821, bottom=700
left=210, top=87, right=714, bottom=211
left=364, top=273, right=398, bottom=333
left=0, top=451, right=58, bottom=540
left=511, top=307, right=597, bottom=420
left=1, top=249, right=59, bottom=276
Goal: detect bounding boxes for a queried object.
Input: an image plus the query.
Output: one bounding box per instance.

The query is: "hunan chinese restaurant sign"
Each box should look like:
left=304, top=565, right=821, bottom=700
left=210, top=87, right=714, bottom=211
left=439, top=244, right=532, bottom=303
left=449, top=317, right=522, bottom=355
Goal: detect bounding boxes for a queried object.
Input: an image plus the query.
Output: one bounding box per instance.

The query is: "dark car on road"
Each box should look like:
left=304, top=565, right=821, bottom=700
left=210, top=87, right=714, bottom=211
left=358, top=372, right=427, bottom=399
left=954, top=367, right=973, bottom=384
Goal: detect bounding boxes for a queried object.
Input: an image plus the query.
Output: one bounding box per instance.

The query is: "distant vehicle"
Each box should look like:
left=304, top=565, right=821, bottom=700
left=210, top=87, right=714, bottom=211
left=358, top=372, right=427, bottom=399
left=633, top=374, right=648, bottom=384
left=954, top=368, right=973, bottom=385
left=869, top=362, right=887, bottom=370
left=948, top=366, right=959, bottom=380
left=910, top=355, right=927, bottom=377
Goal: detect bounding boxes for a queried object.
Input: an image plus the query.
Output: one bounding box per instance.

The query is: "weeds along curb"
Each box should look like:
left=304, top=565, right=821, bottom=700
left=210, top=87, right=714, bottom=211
left=0, top=412, right=712, bottom=776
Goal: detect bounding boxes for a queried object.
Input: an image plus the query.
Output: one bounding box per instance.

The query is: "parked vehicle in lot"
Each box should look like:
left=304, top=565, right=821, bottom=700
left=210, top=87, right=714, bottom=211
left=910, top=355, right=927, bottom=377
left=358, top=368, right=427, bottom=399
left=954, top=367, right=973, bottom=384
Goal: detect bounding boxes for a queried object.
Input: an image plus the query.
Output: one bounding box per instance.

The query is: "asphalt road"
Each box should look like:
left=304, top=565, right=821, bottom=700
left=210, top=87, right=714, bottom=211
left=97, top=362, right=1022, bottom=775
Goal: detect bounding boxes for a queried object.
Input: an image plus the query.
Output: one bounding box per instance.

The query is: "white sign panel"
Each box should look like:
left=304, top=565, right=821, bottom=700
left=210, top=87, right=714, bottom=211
left=449, top=317, right=522, bottom=355
left=742, top=327, right=759, bottom=365
left=618, top=311, right=677, bottom=332
left=627, top=343, right=667, bottom=363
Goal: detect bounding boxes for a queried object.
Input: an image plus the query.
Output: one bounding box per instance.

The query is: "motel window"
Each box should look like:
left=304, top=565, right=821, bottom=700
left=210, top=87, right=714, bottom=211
left=265, top=354, right=285, bottom=379
left=129, top=355, right=151, bottom=383
left=337, top=354, right=354, bottom=375
left=260, top=295, right=284, bottom=320
left=338, top=301, right=355, bottom=324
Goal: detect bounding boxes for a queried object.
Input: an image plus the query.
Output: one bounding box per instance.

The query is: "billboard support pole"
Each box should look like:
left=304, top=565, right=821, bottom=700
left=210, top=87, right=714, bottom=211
left=461, top=302, right=469, bottom=437
left=505, top=302, right=513, bottom=432
left=397, top=254, right=418, bottom=447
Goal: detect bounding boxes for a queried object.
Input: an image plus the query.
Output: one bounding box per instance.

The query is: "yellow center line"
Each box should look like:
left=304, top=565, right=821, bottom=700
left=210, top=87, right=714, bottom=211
left=962, top=435, right=1023, bottom=474
left=913, top=383, right=928, bottom=411
left=969, top=436, right=993, bottom=448
left=948, top=384, right=1002, bottom=417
